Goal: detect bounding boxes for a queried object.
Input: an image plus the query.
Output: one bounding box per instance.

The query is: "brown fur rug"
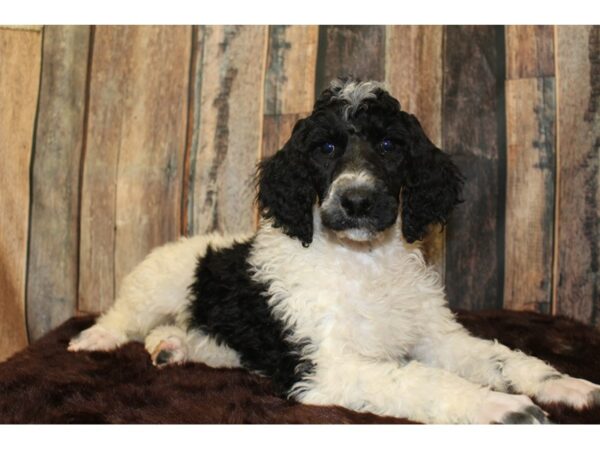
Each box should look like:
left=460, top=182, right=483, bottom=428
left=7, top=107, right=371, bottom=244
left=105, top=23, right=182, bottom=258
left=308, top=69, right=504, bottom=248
left=0, top=310, right=599, bottom=424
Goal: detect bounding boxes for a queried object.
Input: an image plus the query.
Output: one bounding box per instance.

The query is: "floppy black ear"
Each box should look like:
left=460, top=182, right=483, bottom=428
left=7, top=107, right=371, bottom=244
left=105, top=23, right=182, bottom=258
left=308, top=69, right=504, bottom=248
left=401, top=114, right=464, bottom=243
left=256, top=124, right=317, bottom=246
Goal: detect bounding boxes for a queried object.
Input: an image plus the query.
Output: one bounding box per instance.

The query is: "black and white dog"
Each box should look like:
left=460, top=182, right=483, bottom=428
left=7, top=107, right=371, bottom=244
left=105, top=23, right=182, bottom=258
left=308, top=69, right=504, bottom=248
left=69, top=79, right=600, bottom=424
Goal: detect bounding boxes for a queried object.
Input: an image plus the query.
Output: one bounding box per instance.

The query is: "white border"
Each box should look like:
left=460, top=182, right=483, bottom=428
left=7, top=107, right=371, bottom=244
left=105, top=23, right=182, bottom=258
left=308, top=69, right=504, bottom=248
left=3, top=424, right=600, bottom=450
left=1, top=0, right=599, bottom=25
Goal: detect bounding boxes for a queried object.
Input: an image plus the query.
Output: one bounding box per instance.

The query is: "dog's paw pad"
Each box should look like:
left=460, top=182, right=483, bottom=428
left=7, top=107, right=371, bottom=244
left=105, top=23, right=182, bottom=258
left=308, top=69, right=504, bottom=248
left=68, top=325, right=125, bottom=352
left=150, top=337, right=185, bottom=367
left=155, top=350, right=173, bottom=366
left=536, top=376, right=600, bottom=409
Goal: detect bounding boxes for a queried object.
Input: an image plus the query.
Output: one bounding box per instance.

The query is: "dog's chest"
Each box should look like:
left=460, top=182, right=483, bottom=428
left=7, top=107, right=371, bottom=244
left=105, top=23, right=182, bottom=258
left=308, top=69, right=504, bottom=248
left=251, top=231, right=437, bottom=360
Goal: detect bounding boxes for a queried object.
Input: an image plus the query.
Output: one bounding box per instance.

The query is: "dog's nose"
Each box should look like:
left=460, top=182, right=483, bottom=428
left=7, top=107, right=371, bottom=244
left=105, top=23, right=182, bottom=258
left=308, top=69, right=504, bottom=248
left=340, top=188, right=374, bottom=218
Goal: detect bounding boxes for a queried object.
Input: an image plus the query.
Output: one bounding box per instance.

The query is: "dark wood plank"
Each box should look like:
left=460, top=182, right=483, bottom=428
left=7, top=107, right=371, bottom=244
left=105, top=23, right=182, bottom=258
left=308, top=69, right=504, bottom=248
left=185, top=26, right=268, bottom=236
left=555, top=26, right=600, bottom=326
left=504, top=78, right=556, bottom=314
left=386, top=25, right=445, bottom=276
left=79, top=26, right=191, bottom=313
left=506, top=26, right=555, bottom=79
left=27, top=26, right=90, bottom=339
left=315, top=25, right=385, bottom=93
left=443, top=26, right=506, bottom=311
left=0, top=29, right=42, bottom=360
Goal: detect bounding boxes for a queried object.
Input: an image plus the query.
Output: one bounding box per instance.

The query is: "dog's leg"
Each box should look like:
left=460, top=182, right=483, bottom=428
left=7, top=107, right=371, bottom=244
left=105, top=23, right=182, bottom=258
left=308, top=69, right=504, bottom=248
left=413, top=308, right=600, bottom=410
left=298, top=357, right=550, bottom=424
left=144, top=325, right=241, bottom=368
left=68, top=235, right=228, bottom=352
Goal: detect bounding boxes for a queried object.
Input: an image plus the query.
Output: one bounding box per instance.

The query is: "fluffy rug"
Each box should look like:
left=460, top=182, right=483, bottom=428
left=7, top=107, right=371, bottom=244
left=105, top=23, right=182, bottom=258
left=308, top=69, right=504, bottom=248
left=0, top=310, right=599, bottom=424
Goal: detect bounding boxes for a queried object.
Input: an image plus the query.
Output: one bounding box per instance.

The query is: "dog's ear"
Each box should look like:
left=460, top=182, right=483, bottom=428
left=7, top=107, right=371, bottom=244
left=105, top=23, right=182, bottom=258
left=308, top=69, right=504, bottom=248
left=256, top=120, right=317, bottom=247
left=401, top=113, right=464, bottom=243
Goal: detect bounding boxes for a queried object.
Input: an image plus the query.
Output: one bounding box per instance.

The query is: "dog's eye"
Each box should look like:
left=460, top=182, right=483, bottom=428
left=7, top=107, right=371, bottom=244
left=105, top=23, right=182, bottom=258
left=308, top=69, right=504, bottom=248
left=321, top=143, right=336, bottom=155
left=379, top=139, right=394, bottom=153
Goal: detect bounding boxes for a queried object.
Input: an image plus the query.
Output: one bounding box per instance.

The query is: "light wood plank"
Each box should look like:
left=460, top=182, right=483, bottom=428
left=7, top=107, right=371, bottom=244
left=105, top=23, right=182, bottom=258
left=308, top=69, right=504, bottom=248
left=504, top=77, right=556, bottom=314
left=386, top=25, right=445, bottom=276
left=79, top=26, right=191, bottom=312
left=0, top=26, right=42, bottom=32
left=262, top=25, right=318, bottom=159
left=27, top=26, right=90, bottom=339
left=262, top=114, right=303, bottom=159
left=0, top=29, right=42, bottom=360
left=186, top=26, right=268, bottom=236
left=555, top=26, right=600, bottom=326
left=506, top=26, right=555, bottom=79
left=264, top=25, right=318, bottom=116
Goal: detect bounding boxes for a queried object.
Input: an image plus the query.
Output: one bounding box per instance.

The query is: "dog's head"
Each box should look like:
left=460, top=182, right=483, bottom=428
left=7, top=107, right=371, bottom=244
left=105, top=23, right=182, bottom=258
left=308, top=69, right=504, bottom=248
left=257, top=78, right=463, bottom=247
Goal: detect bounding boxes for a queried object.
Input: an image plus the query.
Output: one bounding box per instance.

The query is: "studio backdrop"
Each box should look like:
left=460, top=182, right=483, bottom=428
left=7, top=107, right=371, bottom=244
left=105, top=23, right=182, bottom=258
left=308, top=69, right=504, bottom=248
left=0, top=25, right=598, bottom=361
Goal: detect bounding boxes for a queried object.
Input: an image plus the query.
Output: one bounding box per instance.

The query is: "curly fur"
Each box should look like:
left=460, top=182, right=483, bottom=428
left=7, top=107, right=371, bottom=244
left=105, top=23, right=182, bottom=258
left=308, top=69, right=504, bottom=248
left=258, top=78, right=463, bottom=246
left=400, top=113, right=464, bottom=242
left=67, top=78, right=600, bottom=424
left=256, top=131, right=317, bottom=246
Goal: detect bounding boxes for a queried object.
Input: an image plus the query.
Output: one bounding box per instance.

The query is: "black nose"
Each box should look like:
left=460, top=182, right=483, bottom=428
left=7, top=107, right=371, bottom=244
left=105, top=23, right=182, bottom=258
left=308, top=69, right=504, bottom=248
left=340, top=188, right=374, bottom=218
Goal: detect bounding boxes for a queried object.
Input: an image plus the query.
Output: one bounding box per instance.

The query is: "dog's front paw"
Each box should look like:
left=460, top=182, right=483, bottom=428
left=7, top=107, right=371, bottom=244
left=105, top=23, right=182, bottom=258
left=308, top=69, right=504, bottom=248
left=535, top=375, right=600, bottom=409
left=68, top=324, right=126, bottom=352
left=474, top=391, right=551, bottom=424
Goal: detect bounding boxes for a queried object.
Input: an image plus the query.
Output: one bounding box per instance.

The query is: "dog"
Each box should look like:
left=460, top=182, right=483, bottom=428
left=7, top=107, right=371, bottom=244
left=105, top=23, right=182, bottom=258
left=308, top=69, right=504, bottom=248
left=69, top=78, right=600, bottom=424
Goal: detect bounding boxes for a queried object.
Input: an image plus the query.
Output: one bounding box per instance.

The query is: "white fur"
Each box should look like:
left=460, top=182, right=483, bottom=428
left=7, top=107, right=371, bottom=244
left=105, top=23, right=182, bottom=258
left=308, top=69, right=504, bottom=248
left=69, top=218, right=600, bottom=423
left=247, top=215, right=599, bottom=423
left=329, top=79, right=384, bottom=119
left=144, top=325, right=241, bottom=368
left=70, top=233, right=248, bottom=369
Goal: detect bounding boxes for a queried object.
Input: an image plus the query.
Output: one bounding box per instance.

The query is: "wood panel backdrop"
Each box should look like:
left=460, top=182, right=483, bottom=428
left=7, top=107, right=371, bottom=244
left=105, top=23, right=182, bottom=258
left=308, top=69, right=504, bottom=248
left=0, top=25, right=598, bottom=361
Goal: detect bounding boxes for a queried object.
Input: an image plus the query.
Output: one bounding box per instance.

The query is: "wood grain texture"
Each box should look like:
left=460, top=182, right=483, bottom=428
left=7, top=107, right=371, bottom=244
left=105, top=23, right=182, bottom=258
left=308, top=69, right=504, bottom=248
left=504, top=78, right=556, bottom=314
left=385, top=25, right=445, bottom=276
left=315, top=26, right=385, bottom=93
left=79, top=26, right=191, bottom=313
left=506, top=26, right=555, bottom=79
left=186, top=26, right=268, bottom=236
left=555, top=26, right=600, bottom=326
left=443, top=26, right=506, bottom=311
left=264, top=25, right=318, bottom=117
left=27, top=26, right=90, bottom=339
left=0, top=29, right=42, bottom=360
left=262, top=25, right=318, bottom=159
left=0, top=26, right=42, bottom=32
left=262, top=114, right=303, bottom=159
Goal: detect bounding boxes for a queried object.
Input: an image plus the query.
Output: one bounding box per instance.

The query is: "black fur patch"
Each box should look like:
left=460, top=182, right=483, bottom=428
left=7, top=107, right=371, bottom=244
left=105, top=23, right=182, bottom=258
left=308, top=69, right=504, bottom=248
left=501, top=405, right=551, bottom=424
left=188, top=240, right=313, bottom=397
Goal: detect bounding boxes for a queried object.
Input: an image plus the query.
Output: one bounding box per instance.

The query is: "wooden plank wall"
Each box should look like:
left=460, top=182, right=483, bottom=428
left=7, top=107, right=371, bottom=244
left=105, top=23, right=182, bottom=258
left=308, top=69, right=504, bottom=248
left=79, top=26, right=191, bottom=312
left=443, top=26, right=506, bottom=311
left=0, top=28, right=42, bottom=360
left=555, top=26, right=600, bottom=327
left=26, top=26, right=89, bottom=339
left=0, top=25, right=598, bottom=361
left=504, top=26, right=556, bottom=314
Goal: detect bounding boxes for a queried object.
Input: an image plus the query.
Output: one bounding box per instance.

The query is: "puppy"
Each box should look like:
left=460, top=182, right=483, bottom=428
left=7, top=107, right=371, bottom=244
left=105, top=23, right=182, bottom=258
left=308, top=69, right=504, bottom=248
left=69, top=78, right=600, bottom=424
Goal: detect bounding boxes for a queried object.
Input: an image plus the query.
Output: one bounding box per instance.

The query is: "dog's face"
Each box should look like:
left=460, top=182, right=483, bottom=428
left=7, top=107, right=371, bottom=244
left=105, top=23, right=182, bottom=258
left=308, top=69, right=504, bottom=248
left=257, top=79, right=463, bottom=246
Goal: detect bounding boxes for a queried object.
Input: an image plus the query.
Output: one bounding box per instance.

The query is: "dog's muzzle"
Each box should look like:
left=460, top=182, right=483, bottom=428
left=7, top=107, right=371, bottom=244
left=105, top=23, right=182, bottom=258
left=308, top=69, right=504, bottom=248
left=320, top=172, right=398, bottom=241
